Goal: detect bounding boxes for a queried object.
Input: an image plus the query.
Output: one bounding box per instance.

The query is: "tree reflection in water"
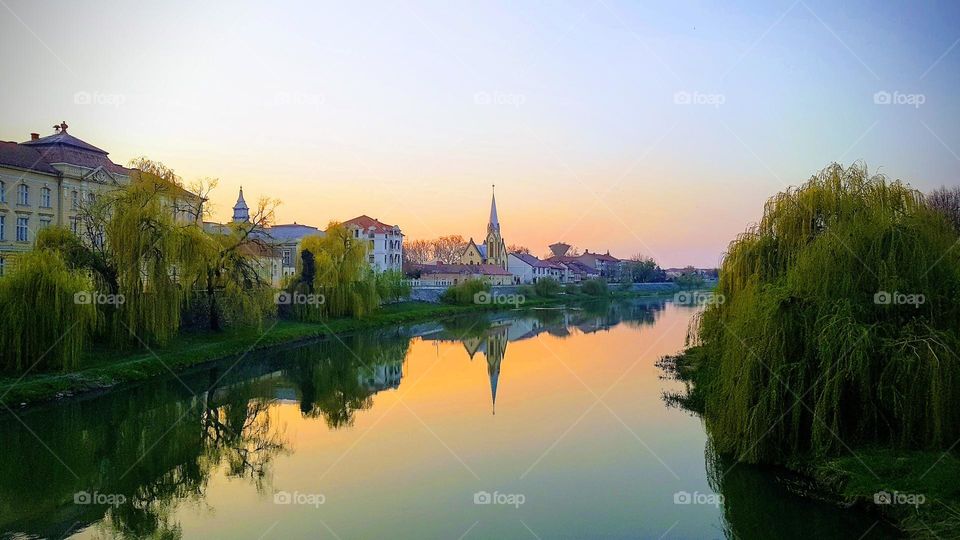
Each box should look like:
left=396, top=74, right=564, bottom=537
left=0, top=299, right=670, bottom=539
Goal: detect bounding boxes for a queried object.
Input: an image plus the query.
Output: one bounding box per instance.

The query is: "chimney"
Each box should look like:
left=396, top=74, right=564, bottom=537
left=30, top=133, right=39, bottom=141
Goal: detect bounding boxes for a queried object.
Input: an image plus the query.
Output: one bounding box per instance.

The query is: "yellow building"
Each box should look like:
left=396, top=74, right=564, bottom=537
left=459, top=186, right=508, bottom=269
left=0, top=122, right=201, bottom=275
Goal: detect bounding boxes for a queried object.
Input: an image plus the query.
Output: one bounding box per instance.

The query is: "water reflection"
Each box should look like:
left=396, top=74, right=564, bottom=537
left=0, top=298, right=889, bottom=539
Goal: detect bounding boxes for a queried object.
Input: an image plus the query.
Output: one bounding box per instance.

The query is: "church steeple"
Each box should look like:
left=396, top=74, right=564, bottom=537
left=487, top=184, right=500, bottom=234
left=232, top=186, right=250, bottom=223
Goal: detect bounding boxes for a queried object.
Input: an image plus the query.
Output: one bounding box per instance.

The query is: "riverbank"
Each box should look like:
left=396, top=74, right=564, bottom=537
left=0, top=290, right=666, bottom=409
left=662, top=347, right=960, bottom=539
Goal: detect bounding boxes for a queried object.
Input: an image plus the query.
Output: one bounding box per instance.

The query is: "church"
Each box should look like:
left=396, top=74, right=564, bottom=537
left=459, top=186, right=508, bottom=270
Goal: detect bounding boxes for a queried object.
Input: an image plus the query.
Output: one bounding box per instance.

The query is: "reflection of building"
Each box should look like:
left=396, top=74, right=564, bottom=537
left=463, top=324, right=509, bottom=415
left=358, top=362, right=403, bottom=392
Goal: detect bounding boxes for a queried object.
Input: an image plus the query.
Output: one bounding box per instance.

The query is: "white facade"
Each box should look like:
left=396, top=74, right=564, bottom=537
left=343, top=216, right=403, bottom=273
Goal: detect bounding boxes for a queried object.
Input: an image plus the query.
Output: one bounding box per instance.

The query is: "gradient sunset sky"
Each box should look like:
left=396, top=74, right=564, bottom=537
left=2, top=0, right=958, bottom=267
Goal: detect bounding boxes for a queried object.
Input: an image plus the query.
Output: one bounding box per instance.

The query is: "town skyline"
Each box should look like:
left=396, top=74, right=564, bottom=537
left=4, top=1, right=959, bottom=268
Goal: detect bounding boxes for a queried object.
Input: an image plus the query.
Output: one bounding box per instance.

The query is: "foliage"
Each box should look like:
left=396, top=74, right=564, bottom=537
left=441, top=278, right=490, bottom=305
left=673, top=272, right=705, bottom=289
left=288, top=224, right=380, bottom=321
left=375, top=269, right=411, bottom=303
left=625, top=255, right=667, bottom=283
left=693, top=163, right=960, bottom=463
left=533, top=277, right=561, bottom=297
left=0, top=251, right=99, bottom=372
left=563, top=283, right=579, bottom=295
left=581, top=278, right=609, bottom=296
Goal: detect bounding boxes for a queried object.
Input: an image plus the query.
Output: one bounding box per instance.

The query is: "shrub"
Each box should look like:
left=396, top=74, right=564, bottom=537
left=581, top=278, right=609, bottom=296
left=441, top=279, right=490, bottom=305
left=533, top=277, right=561, bottom=297
left=563, top=283, right=579, bottom=295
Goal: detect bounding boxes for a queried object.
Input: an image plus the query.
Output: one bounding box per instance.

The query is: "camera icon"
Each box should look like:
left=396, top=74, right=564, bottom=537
left=274, top=292, right=292, bottom=305
left=673, top=491, right=692, bottom=504
left=473, top=291, right=491, bottom=305
left=873, top=291, right=891, bottom=305
left=74, top=91, right=92, bottom=105
left=274, top=491, right=292, bottom=505
left=873, top=91, right=891, bottom=105
left=473, top=491, right=492, bottom=505
left=673, top=90, right=692, bottom=105
left=74, top=491, right=92, bottom=504
left=74, top=291, right=92, bottom=305
left=473, top=91, right=492, bottom=105
left=874, top=491, right=891, bottom=505
left=674, top=291, right=691, bottom=304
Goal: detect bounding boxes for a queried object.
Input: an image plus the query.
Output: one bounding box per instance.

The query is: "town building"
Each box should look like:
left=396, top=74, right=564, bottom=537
left=414, top=262, right=512, bottom=286
left=342, top=215, right=403, bottom=273
left=545, top=242, right=623, bottom=280
left=508, top=252, right=565, bottom=284
left=266, top=222, right=324, bottom=278
left=459, top=186, right=508, bottom=270
left=0, top=122, right=200, bottom=275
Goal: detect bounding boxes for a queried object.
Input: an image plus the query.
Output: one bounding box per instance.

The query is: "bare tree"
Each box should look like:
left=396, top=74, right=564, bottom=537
left=507, top=244, right=530, bottom=255
left=928, top=185, right=960, bottom=233
left=403, top=239, right=433, bottom=265
left=432, top=234, right=466, bottom=264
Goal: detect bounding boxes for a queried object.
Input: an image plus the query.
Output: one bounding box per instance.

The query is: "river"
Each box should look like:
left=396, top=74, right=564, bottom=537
left=0, top=299, right=895, bottom=539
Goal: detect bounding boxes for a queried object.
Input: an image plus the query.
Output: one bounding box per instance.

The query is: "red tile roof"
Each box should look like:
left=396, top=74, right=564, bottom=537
left=419, top=263, right=511, bottom=276
left=342, top=215, right=400, bottom=234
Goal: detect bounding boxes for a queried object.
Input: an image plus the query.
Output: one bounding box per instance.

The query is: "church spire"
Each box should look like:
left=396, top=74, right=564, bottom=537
left=487, top=184, right=500, bottom=234
left=232, top=186, right=250, bottom=223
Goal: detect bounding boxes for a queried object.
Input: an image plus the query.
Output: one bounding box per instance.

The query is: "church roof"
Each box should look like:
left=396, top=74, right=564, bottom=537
left=489, top=188, right=500, bottom=230
left=419, top=263, right=511, bottom=276
left=234, top=187, right=249, bottom=210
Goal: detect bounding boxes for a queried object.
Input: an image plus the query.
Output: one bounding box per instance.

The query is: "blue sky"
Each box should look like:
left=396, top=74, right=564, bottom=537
left=1, top=0, right=958, bottom=266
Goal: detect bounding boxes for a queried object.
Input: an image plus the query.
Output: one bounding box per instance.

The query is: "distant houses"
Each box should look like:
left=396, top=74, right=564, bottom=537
left=202, top=188, right=404, bottom=287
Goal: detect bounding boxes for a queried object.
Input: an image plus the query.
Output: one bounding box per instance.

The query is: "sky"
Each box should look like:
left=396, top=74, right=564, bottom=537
left=1, top=0, right=958, bottom=267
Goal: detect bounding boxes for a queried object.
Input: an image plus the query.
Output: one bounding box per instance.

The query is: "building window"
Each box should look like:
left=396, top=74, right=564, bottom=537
left=40, top=187, right=51, bottom=208
left=16, top=217, right=28, bottom=242
left=72, top=190, right=79, bottom=209
left=71, top=217, right=79, bottom=234
left=40, top=218, right=51, bottom=229
left=17, top=184, right=28, bottom=205
left=0, top=215, right=4, bottom=241
left=282, top=249, right=292, bottom=266
left=0, top=181, right=5, bottom=203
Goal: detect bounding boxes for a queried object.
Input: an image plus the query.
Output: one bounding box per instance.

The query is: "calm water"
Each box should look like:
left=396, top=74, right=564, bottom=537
left=0, top=299, right=895, bottom=539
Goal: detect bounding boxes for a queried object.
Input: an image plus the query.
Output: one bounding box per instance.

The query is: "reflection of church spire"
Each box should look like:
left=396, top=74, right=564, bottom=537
left=484, top=325, right=508, bottom=415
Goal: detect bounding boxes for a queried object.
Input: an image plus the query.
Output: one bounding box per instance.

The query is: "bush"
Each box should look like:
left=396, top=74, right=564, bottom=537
left=441, top=279, right=490, bottom=305
left=563, top=283, right=579, bottom=295
left=694, top=163, right=960, bottom=463
left=533, top=277, right=561, bottom=297
left=375, top=269, right=411, bottom=304
left=581, top=278, right=608, bottom=296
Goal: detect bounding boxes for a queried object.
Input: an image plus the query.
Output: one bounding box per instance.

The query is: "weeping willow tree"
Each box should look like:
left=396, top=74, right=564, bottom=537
left=693, top=162, right=960, bottom=463
left=286, top=223, right=379, bottom=321
left=0, top=250, right=99, bottom=372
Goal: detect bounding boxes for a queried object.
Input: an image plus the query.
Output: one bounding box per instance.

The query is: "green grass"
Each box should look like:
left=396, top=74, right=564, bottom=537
left=0, top=289, right=663, bottom=407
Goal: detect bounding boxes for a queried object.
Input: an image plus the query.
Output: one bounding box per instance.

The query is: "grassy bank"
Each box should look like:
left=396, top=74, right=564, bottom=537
left=0, top=290, right=662, bottom=408
left=663, top=347, right=960, bottom=539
